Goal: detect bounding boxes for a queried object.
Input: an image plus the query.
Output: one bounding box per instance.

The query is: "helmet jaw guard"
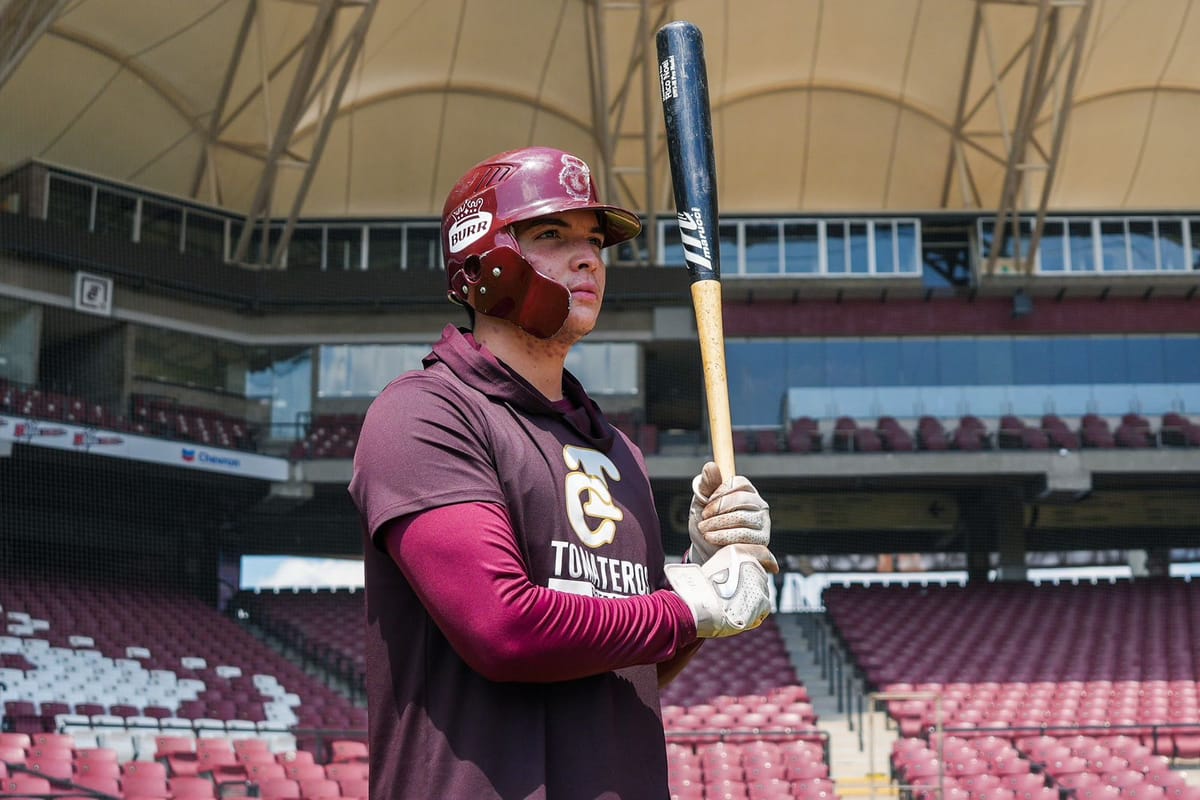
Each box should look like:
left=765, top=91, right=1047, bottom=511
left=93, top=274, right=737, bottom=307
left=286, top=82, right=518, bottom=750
left=442, top=147, right=641, bottom=339
left=448, top=242, right=570, bottom=340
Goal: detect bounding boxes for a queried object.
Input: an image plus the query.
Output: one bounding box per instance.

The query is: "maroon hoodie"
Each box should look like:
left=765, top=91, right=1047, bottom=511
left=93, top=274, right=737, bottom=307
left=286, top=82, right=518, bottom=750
left=349, top=324, right=696, bottom=799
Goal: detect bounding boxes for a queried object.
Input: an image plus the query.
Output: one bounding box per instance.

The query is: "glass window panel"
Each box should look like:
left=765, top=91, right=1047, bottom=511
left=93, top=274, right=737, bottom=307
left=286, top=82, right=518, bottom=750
left=1192, top=221, right=1200, bottom=271
left=1157, top=219, right=1186, bottom=271
left=1038, top=219, right=1067, bottom=273
left=327, top=227, right=363, bottom=271
left=140, top=201, right=181, bottom=251
left=849, top=222, right=870, bottom=274
left=976, top=338, right=1014, bottom=385
left=785, top=340, right=826, bottom=388
left=94, top=189, right=136, bottom=239
left=246, top=349, right=312, bottom=439
left=287, top=227, right=324, bottom=271
left=1162, top=338, right=1200, bottom=382
left=133, top=326, right=245, bottom=393
left=1051, top=337, right=1090, bottom=383
left=231, top=222, right=281, bottom=264
left=406, top=225, right=441, bottom=269
left=614, top=227, right=647, bottom=265
left=984, top=219, right=1030, bottom=259
left=1068, top=220, right=1096, bottom=271
left=978, top=220, right=995, bottom=259
left=874, top=222, right=896, bottom=274
left=862, top=340, right=901, bottom=385
left=565, top=343, right=638, bottom=395
left=661, top=221, right=684, bottom=266
left=826, top=222, right=847, bottom=273
left=782, top=222, right=820, bottom=274
left=0, top=301, right=41, bottom=384
left=897, top=339, right=937, bottom=386
left=318, top=344, right=429, bottom=398
left=1088, top=338, right=1127, bottom=384
left=1100, top=220, right=1128, bottom=271
left=936, top=340, right=976, bottom=385
left=1091, top=384, right=1138, bottom=416
left=368, top=226, right=404, bottom=271
left=1128, top=220, right=1156, bottom=270
left=824, top=340, right=863, bottom=386
left=1126, top=337, right=1164, bottom=383
left=726, top=341, right=787, bottom=426
left=744, top=223, right=781, bottom=274
left=186, top=212, right=227, bottom=262
left=896, top=222, right=918, bottom=274
left=1012, top=339, right=1050, bottom=385
left=45, top=177, right=92, bottom=230
left=718, top=223, right=737, bottom=273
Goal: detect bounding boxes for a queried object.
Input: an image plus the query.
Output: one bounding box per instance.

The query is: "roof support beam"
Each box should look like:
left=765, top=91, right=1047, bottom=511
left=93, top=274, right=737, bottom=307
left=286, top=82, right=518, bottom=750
left=189, top=0, right=259, bottom=205
left=984, top=0, right=1093, bottom=277
left=270, top=0, right=379, bottom=269
left=232, top=0, right=383, bottom=268
left=0, top=0, right=69, bottom=91
left=585, top=0, right=670, bottom=266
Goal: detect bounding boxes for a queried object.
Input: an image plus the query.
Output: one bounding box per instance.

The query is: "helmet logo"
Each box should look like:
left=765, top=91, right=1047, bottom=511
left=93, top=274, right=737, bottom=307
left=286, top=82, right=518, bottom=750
left=559, top=154, right=592, bottom=201
left=447, top=197, right=492, bottom=254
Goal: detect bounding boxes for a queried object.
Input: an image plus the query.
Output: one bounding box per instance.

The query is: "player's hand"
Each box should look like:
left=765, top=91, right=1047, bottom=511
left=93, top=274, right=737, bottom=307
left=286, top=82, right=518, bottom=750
left=665, top=544, right=773, bottom=638
left=687, top=462, right=774, bottom=571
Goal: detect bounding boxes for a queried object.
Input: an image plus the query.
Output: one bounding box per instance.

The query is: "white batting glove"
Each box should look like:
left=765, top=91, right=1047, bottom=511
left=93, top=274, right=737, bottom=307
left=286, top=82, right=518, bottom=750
left=687, top=461, right=772, bottom=566
left=665, top=544, right=773, bottom=638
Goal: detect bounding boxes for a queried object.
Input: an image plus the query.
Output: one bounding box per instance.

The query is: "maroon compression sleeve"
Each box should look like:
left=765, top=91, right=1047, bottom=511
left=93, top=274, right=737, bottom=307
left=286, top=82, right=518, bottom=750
left=383, top=501, right=698, bottom=683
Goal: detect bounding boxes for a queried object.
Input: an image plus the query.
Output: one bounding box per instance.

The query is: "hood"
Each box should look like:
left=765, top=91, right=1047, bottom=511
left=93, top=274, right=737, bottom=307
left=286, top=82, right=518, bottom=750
left=424, top=324, right=615, bottom=453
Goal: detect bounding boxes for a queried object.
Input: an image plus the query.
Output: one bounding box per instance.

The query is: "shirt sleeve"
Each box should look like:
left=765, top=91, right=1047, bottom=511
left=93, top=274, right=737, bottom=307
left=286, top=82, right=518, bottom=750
left=383, top=501, right=699, bottom=683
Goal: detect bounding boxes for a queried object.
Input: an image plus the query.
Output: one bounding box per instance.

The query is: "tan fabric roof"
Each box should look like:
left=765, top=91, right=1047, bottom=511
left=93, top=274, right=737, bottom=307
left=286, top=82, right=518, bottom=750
left=2, top=0, right=1198, bottom=220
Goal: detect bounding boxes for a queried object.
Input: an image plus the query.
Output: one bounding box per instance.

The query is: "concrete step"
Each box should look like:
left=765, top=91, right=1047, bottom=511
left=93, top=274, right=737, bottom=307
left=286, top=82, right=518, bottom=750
left=835, top=775, right=898, bottom=797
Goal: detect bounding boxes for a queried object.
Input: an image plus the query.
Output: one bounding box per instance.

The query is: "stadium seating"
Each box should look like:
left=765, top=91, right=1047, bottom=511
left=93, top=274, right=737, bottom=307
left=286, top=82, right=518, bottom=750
left=1161, top=413, right=1200, bottom=447
left=1081, top=414, right=1117, bottom=448
left=787, top=417, right=822, bottom=453
left=826, top=580, right=1200, bottom=762
left=997, top=416, right=1050, bottom=450
left=0, top=727, right=371, bottom=798
left=0, top=574, right=365, bottom=749
left=6, top=376, right=1191, bottom=461
left=658, top=618, right=836, bottom=798
left=832, top=417, right=882, bottom=453
left=876, top=417, right=915, bottom=452
left=916, top=417, right=950, bottom=451
left=1041, top=414, right=1082, bottom=450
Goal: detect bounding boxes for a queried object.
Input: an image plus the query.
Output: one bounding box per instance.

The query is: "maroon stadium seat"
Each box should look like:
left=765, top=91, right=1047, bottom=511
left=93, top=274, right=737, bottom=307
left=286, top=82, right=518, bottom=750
left=916, top=416, right=949, bottom=450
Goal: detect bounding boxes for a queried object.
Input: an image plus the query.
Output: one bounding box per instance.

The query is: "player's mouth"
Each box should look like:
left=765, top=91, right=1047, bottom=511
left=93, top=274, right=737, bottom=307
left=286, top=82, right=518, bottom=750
left=570, top=282, right=601, bottom=302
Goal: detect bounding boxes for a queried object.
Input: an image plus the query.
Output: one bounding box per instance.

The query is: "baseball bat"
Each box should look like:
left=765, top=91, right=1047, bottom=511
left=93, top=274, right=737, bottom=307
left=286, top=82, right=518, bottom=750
left=655, top=20, right=735, bottom=482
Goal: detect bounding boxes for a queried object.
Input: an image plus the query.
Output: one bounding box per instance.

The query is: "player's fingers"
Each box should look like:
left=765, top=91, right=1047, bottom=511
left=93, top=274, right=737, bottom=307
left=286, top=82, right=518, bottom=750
left=697, top=518, right=770, bottom=548
left=694, top=460, right=724, bottom=499
left=701, top=485, right=767, bottom=520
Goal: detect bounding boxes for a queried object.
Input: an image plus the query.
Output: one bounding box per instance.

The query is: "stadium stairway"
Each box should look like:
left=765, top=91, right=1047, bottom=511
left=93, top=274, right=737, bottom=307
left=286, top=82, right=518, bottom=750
left=778, top=613, right=898, bottom=799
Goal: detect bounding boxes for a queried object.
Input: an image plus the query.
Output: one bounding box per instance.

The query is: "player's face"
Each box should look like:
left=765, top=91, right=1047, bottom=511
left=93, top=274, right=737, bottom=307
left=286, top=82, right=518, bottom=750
left=513, top=210, right=607, bottom=341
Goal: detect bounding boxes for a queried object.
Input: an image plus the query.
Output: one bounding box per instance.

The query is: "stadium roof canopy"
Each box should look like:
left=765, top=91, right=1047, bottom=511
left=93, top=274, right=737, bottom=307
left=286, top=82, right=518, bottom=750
left=2, top=0, right=1199, bottom=231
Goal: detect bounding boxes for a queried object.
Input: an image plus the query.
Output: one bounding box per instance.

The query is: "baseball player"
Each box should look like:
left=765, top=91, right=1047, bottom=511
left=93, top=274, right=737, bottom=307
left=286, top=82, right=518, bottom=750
left=349, top=146, right=777, bottom=799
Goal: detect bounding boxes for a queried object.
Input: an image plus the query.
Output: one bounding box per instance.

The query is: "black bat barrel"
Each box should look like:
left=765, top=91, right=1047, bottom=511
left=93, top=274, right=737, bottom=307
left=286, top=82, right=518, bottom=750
left=656, top=20, right=721, bottom=283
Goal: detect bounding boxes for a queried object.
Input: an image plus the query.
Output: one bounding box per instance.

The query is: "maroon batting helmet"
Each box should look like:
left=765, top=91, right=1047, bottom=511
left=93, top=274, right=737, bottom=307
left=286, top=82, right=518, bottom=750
left=442, top=146, right=641, bottom=338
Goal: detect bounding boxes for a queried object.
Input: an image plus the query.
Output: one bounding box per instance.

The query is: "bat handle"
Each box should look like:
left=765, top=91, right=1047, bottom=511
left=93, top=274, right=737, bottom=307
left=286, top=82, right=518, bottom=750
left=691, top=279, right=736, bottom=483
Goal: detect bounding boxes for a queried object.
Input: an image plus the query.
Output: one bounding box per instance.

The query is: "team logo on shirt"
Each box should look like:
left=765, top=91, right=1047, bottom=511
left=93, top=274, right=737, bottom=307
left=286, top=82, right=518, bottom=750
left=562, top=445, right=623, bottom=547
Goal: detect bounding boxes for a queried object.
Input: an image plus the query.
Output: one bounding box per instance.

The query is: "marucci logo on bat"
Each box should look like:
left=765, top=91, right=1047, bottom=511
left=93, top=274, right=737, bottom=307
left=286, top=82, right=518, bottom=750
left=675, top=209, right=712, bottom=269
